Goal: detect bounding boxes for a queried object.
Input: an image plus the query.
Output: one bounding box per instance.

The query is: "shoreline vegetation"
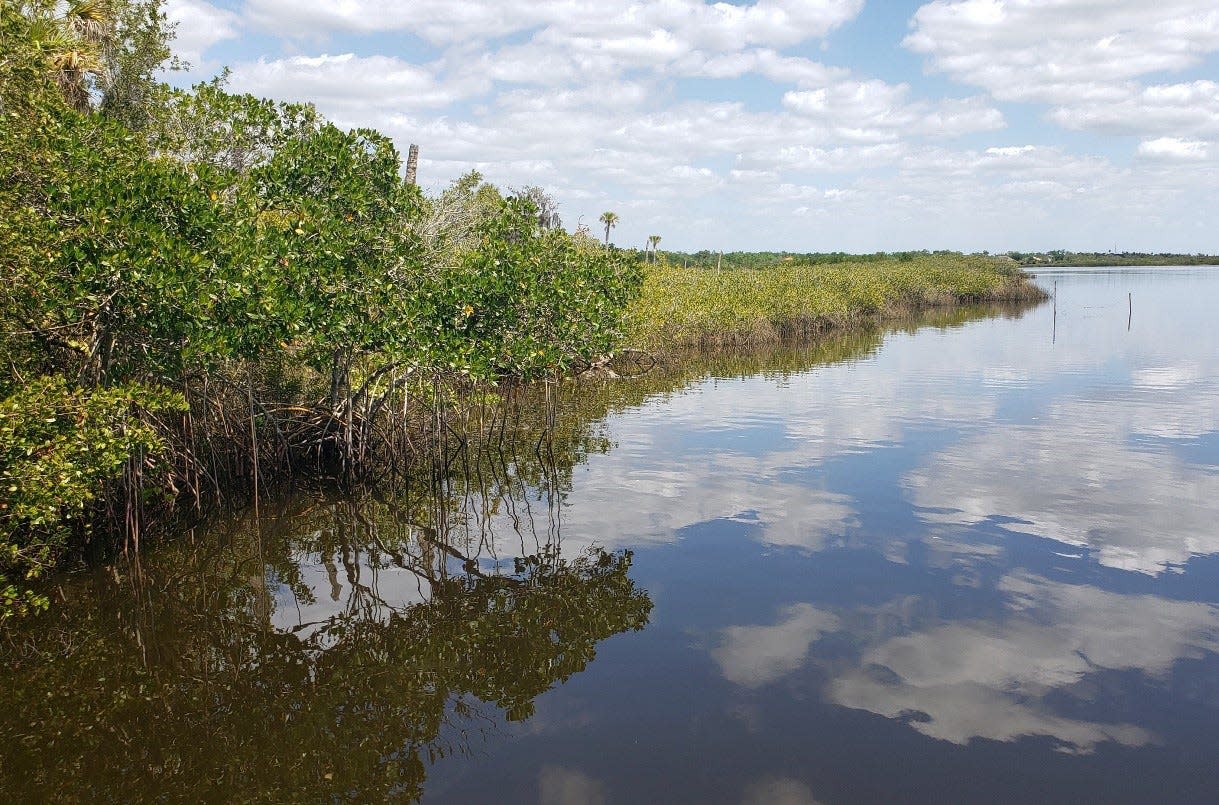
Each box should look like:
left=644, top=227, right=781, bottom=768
left=625, top=255, right=1046, bottom=350
left=660, top=249, right=1219, bottom=271
left=1004, top=251, right=1219, bottom=267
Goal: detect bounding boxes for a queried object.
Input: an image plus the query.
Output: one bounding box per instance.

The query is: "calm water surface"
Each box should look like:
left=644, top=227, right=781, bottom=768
left=5, top=267, right=1219, bottom=803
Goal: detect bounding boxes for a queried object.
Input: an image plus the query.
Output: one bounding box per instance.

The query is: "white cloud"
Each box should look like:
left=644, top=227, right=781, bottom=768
left=907, top=381, right=1219, bottom=574
left=783, top=82, right=1004, bottom=141
left=243, top=0, right=865, bottom=47
left=1050, top=81, right=1219, bottom=138
left=165, top=0, right=240, bottom=66
left=906, top=1, right=1219, bottom=105
left=742, top=777, right=824, bottom=805
left=906, top=0, right=1219, bottom=154
left=165, top=1, right=1219, bottom=249
left=1137, top=137, right=1213, bottom=162
left=227, top=54, right=466, bottom=116
left=539, top=766, right=606, bottom=805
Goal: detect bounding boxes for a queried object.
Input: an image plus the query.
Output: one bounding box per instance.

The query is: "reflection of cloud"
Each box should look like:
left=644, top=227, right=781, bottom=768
left=741, top=776, right=823, bottom=805
left=827, top=574, right=1219, bottom=752
left=1132, top=364, right=1201, bottom=390
left=713, top=603, right=840, bottom=688
left=554, top=345, right=999, bottom=553
left=539, top=765, right=606, bottom=805
left=981, top=366, right=1033, bottom=387
left=908, top=391, right=1219, bottom=574
left=831, top=675, right=1149, bottom=752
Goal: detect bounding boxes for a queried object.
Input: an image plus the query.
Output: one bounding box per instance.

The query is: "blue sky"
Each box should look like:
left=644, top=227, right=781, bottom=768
left=166, top=0, right=1218, bottom=253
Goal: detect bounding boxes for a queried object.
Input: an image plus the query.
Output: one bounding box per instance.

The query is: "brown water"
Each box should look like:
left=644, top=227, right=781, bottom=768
left=4, top=268, right=1219, bottom=803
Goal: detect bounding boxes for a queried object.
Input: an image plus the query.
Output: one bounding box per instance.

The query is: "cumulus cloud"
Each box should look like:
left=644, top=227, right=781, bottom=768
left=1050, top=81, right=1219, bottom=139
left=907, top=378, right=1219, bottom=574
left=782, top=82, right=1004, bottom=141
left=243, top=0, right=866, bottom=46
left=1137, top=137, right=1213, bottom=162
left=906, top=1, right=1219, bottom=105
left=906, top=0, right=1219, bottom=156
left=227, top=54, right=463, bottom=116
left=741, top=777, right=824, bottom=805
left=165, top=0, right=240, bottom=66
left=539, top=766, right=606, bottom=805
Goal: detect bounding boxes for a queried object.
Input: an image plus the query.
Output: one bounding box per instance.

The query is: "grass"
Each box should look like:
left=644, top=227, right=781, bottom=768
left=624, top=253, right=1046, bottom=350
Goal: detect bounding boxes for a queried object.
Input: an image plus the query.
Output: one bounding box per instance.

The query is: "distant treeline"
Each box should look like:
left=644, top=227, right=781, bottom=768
left=1003, top=251, right=1219, bottom=267
left=650, top=250, right=1219, bottom=271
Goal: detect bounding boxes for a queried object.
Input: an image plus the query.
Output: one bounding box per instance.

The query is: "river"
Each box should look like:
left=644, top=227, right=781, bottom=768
left=4, top=267, right=1219, bottom=803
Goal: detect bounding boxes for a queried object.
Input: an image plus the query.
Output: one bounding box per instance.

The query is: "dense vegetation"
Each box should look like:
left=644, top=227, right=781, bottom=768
left=660, top=249, right=1219, bottom=271
left=1004, top=251, right=1219, bottom=267
left=656, top=249, right=929, bottom=270
left=0, top=1, right=638, bottom=619
left=625, top=254, right=1046, bottom=349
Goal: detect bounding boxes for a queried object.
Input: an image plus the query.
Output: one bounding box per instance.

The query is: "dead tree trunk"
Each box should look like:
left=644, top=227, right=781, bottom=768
left=406, top=143, right=420, bottom=186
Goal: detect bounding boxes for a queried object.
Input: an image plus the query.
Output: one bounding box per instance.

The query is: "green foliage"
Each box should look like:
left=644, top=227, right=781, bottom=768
left=626, top=254, right=1046, bottom=349
left=148, top=74, right=320, bottom=174
left=0, top=94, right=335, bottom=385
left=96, top=0, right=179, bottom=129
left=420, top=197, right=640, bottom=377
left=0, top=376, right=184, bottom=619
left=2, top=0, right=174, bottom=119
left=1005, top=250, right=1219, bottom=267
left=663, top=249, right=914, bottom=270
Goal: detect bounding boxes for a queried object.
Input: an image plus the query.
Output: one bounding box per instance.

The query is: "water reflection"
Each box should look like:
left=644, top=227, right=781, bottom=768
left=823, top=570, right=1219, bottom=751
left=713, top=603, right=841, bottom=688
left=0, top=449, right=652, bottom=801
left=908, top=396, right=1219, bottom=574
left=440, top=269, right=1218, bottom=801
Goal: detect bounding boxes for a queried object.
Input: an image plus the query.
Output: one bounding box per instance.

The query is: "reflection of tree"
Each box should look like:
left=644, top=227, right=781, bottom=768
left=0, top=486, right=651, bottom=802
left=550, top=299, right=1039, bottom=428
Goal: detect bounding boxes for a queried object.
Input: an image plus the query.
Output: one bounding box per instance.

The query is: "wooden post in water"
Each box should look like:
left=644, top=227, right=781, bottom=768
left=1128, top=292, right=1132, bottom=331
left=1052, top=280, right=1057, bottom=345
left=405, top=143, right=419, bottom=186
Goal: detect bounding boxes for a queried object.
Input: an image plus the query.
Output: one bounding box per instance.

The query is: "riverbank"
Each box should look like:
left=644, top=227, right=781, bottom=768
left=624, top=254, right=1046, bottom=350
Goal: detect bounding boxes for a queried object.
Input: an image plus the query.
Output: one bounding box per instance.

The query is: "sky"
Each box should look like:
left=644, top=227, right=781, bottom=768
left=163, top=0, right=1219, bottom=253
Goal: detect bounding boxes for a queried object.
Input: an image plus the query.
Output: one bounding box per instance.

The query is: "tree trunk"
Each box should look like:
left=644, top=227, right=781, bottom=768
left=405, top=143, right=420, bottom=186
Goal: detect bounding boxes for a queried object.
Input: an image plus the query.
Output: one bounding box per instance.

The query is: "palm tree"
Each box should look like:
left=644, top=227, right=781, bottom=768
left=599, top=211, right=618, bottom=246
left=18, top=0, right=115, bottom=112
left=647, top=235, right=661, bottom=263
